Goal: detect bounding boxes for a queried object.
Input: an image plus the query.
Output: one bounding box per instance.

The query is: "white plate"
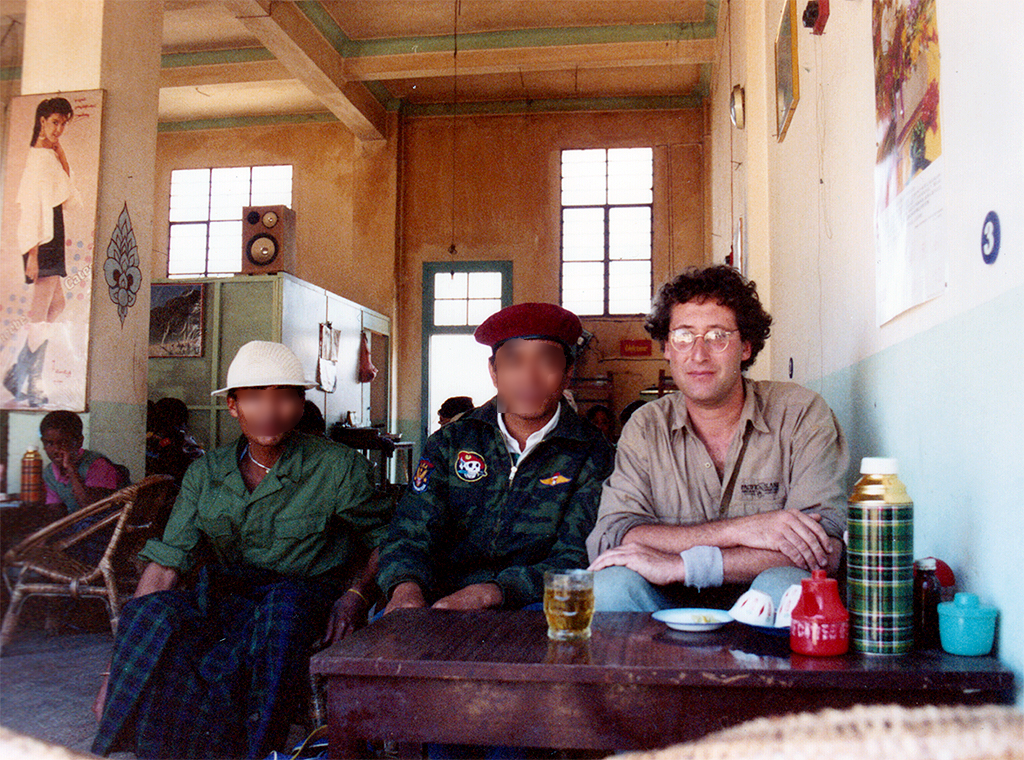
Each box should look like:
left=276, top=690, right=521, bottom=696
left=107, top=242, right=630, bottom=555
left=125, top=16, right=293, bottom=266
left=653, top=608, right=732, bottom=632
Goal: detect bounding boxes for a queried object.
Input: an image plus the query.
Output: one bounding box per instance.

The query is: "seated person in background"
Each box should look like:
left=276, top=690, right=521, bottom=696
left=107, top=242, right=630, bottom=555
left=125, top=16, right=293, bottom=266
left=584, top=403, right=616, bottom=444
left=437, top=395, right=474, bottom=427
left=92, top=341, right=393, bottom=760
left=145, top=397, right=204, bottom=485
left=379, top=303, right=615, bottom=614
left=39, top=410, right=127, bottom=566
left=588, top=266, right=848, bottom=611
left=41, top=410, right=125, bottom=520
left=619, top=399, right=647, bottom=427
left=295, top=398, right=328, bottom=436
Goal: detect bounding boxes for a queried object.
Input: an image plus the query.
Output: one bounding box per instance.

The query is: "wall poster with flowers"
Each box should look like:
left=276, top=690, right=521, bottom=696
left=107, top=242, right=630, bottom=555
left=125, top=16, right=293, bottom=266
left=0, top=90, right=103, bottom=411
left=873, top=0, right=945, bottom=325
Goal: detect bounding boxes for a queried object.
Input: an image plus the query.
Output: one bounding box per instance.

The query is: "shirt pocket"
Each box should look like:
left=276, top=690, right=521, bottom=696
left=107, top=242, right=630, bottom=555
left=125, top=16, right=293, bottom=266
left=730, top=498, right=787, bottom=518
left=196, top=513, right=237, bottom=541
left=272, top=512, right=329, bottom=545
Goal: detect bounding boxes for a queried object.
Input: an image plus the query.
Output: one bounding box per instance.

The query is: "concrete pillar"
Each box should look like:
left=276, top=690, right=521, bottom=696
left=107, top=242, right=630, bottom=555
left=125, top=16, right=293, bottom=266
left=742, top=0, right=773, bottom=380
left=13, top=0, right=162, bottom=478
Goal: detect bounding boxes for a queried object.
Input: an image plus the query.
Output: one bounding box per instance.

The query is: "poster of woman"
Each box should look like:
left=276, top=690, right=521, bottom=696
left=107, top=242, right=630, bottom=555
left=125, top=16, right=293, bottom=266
left=1, top=89, right=103, bottom=411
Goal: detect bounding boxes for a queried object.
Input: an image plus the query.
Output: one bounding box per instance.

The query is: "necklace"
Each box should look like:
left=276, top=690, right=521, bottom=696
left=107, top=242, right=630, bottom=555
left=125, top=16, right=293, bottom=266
left=245, top=445, right=273, bottom=472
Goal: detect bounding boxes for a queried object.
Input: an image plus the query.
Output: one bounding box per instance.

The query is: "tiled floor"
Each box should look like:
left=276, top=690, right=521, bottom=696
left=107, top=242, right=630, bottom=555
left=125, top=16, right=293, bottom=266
left=0, top=626, right=114, bottom=756
left=0, top=609, right=310, bottom=759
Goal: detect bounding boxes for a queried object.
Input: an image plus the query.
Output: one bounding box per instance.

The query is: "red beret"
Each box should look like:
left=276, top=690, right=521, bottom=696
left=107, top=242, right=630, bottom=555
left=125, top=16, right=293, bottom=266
left=474, top=302, right=583, bottom=351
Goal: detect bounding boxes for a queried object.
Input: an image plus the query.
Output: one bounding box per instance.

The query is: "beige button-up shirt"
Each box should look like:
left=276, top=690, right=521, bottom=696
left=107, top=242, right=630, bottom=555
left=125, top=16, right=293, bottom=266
left=586, top=379, right=849, bottom=561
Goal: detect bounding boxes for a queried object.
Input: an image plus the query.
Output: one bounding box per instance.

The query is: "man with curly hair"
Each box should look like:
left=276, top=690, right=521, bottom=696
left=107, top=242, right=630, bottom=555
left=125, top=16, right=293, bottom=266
left=587, top=265, right=848, bottom=611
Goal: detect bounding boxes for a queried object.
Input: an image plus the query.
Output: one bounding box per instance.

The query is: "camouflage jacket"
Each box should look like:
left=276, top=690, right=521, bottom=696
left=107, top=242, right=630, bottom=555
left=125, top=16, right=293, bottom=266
left=377, top=398, right=615, bottom=608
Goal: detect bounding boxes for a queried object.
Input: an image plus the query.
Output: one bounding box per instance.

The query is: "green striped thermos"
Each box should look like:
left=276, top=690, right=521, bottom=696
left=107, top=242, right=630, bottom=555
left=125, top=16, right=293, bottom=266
left=847, top=457, right=914, bottom=655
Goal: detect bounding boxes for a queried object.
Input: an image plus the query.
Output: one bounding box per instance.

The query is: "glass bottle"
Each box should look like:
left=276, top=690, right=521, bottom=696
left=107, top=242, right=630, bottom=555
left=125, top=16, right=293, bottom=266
left=914, top=558, right=941, bottom=649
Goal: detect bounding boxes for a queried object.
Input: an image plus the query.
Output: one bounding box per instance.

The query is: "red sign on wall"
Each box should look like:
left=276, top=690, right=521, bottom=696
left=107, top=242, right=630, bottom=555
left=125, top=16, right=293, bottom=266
left=620, top=339, right=652, bottom=357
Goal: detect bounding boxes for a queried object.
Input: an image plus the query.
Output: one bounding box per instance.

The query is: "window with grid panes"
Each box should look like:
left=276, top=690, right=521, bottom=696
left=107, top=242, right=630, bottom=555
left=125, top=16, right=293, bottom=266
left=167, top=165, right=293, bottom=277
left=423, top=263, right=512, bottom=436
left=560, top=148, right=653, bottom=316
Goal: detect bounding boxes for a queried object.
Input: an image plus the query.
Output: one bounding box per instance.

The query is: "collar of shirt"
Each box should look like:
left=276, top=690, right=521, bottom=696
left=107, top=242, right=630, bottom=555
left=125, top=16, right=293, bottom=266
left=221, top=432, right=308, bottom=492
left=668, top=377, right=770, bottom=436
left=497, top=403, right=561, bottom=463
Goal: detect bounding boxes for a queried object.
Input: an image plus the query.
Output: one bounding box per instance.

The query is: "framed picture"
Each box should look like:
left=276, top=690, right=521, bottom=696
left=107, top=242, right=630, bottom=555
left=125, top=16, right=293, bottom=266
left=775, top=0, right=800, bottom=141
left=149, top=283, right=204, bottom=357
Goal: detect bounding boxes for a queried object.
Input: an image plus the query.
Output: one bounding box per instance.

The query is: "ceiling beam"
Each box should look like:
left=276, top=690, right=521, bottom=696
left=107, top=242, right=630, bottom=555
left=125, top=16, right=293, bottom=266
left=160, top=59, right=291, bottom=88
left=343, top=38, right=717, bottom=82
left=225, top=0, right=386, bottom=140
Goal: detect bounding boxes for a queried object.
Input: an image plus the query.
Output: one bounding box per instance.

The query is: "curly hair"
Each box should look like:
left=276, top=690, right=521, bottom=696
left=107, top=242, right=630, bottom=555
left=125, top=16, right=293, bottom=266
left=645, top=265, right=772, bottom=371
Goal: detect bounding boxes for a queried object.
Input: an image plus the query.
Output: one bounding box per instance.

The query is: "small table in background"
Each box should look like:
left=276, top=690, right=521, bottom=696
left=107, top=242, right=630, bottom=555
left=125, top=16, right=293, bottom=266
left=329, top=428, right=413, bottom=487
left=311, top=609, right=1015, bottom=758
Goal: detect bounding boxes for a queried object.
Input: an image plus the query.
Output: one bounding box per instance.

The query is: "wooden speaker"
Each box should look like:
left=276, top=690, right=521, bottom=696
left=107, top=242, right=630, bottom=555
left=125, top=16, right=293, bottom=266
left=241, top=205, right=296, bottom=275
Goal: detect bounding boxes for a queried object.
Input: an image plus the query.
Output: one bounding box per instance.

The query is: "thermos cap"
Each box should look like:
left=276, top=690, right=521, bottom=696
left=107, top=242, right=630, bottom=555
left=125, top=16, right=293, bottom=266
left=860, top=457, right=899, bottom=474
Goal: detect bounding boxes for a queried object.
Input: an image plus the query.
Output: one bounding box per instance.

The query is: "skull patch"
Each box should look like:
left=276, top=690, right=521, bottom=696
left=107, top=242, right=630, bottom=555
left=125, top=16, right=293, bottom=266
left=455, top=450, right=488, bottom=482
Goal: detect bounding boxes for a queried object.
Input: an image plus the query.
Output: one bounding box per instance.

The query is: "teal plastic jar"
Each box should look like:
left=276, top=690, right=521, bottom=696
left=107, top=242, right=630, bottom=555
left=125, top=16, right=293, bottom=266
left=937, top=593, right=998, bottom=656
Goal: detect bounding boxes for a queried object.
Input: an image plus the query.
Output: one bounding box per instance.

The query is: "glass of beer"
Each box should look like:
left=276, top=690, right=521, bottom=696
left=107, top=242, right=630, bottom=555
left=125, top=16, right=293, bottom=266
left=544, top=569, right=595, bottom=641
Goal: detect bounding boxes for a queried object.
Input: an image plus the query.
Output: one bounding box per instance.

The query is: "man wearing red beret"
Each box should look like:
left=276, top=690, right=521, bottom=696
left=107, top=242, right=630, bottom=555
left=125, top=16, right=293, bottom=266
left=378, top=303, right=615, bottom=612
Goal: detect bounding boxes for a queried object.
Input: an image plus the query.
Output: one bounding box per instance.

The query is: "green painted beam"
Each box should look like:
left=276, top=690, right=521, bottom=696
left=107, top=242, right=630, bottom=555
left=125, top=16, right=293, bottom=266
left=1, top=66, right=22, bottom=81
left=403, top=94, right=704, bottom=118
left=161, top=47, right=275, bottom=68
left=327, top=23, right=717, bottom=58
left=157, top=112, right=337, bottom=132
left=362, top=80, right=403, bottom=113
left=298, top=0, right=720, bottom=57
left=697, top=62, right=713, bottom=99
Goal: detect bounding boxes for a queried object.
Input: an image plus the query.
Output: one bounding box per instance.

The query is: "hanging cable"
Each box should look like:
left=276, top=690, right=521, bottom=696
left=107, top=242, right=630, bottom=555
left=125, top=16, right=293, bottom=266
left=448, top=0, right=460, bottom=257
left=727, top=0, right=736, bottom=268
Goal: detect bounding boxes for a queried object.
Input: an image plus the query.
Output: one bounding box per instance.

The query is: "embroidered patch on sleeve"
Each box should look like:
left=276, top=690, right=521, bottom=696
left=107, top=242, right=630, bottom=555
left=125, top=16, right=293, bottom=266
left=412, top=458, right=434, bottom=493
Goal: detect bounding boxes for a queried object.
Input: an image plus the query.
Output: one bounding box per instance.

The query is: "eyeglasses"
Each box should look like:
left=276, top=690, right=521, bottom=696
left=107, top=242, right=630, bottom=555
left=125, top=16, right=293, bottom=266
left=667, top=328, right=738, bottom=352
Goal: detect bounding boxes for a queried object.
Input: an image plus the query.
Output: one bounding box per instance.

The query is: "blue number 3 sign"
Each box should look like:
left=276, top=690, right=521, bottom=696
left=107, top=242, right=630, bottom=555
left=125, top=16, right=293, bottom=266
left=981, top=211, right=1000, bottom=265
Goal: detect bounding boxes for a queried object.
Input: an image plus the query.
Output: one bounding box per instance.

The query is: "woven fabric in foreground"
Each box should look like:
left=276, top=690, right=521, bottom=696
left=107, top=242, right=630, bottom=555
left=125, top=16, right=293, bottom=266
left=613, top=704, right=1023, bottom=760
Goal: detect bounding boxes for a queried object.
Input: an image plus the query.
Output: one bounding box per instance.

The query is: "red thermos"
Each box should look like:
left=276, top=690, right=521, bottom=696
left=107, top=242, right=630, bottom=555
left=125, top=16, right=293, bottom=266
left=790, top=569, right=850, bottom=656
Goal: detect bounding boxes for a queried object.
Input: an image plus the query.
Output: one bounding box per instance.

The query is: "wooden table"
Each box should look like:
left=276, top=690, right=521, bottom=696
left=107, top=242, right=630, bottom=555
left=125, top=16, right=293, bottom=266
left=310, top=609, right=1016, bottom=757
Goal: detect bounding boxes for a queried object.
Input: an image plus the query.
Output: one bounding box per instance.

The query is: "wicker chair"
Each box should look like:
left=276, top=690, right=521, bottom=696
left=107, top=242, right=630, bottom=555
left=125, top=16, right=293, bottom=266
left=614, top=703, right=1024, bottom=760
left=0, top=474, right=176, bottom=651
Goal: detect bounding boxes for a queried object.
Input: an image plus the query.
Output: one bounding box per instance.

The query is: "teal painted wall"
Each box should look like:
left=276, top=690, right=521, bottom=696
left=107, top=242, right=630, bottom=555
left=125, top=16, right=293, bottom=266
left=812, top=286, right=1024, bottom=702
left=727, top=0, right=1024, bottom=705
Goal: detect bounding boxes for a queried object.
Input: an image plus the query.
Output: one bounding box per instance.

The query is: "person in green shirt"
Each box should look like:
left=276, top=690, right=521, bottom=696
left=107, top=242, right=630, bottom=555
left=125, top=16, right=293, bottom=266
left=92, top=341, right=393, bottom=760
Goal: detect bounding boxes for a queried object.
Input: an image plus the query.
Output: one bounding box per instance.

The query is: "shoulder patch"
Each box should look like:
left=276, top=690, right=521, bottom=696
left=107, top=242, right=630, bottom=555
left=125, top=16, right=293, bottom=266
left=539, top=472, right=572, bottom=486
left=411, top=458, right=434, bottom=493
left=455, top=450, right=488, bottom=482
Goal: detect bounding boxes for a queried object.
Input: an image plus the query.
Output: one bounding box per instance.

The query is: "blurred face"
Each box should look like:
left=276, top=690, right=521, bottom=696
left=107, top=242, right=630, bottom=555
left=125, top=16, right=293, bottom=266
left=664, top=299, right=751, bottom=410
left=38, top=113, right=69, bottom=145
left=41, top=427, right=82, bottom=466
left=488, top=338, right=569, bottom=421
left=227, top=386, right=304, bottom=448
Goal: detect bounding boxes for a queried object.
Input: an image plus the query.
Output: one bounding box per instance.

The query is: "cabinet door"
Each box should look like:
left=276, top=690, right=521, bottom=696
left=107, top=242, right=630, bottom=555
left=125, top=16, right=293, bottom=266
left=280, top=276, right=327, bottom=420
